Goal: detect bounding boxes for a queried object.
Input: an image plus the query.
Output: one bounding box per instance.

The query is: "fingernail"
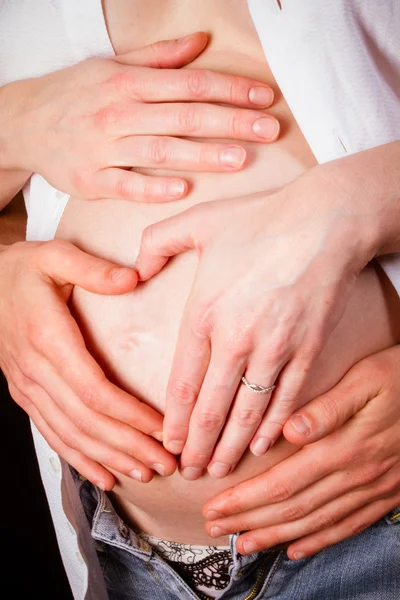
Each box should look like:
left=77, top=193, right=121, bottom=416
left=293, top=551, right=305, bottom=561
left=249, top=86, right=273, bottom=106
left=242, top=541, right=257, bottom=555
left=166, top=440, right=184, bottom=454
left=165, top=181, right=186, bottom=198
left=208, top=462, right=231, bottom=479
left=205, top=509, right=224, bottom=521
left=210, top=526, right=225, bottom=538
left=110, top=267, right=131, bottom=282
left=290, top=414, right=311, bottom=437
left=253, top=117, right=280, bottom=140
left=152, top=463, right=165, bottom=476
left=181, top=467, right=203, bottom=480
left=251, top=437, right=271, bottom=456
left=129, top=469, right=143, bottom=482
left=95, top=481, right=106, bottom=491
left=219, top=146, right=246, bottom=169
left=152, top=431, right=164, bottom=442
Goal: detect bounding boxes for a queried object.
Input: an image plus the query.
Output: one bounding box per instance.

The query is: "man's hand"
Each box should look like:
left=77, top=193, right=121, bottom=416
left=0, top=32, right=278, bottom=202
left=203, top=346, right=400, bottom=558
left=0, top=239, right=177, bottom=490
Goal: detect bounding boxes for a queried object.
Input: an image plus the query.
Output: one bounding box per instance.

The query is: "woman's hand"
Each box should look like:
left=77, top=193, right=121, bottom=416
left=0, top=32, right=278, bottom=202
left=203, top=346, right=400, bottom=558
left=0, top=239, right=177, bottom=490
left=136, top=147, right=390, bottom=479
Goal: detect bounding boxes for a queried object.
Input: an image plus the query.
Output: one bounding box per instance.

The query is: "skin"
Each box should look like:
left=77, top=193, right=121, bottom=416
left=0, top=0, right=396, bottom=556
left=0, top=33, right=280, bottom=487
left=204, top=345, right=400, bottom=558
left=0, top=33, right=278, bottom=205
left=136, top=141, right=400, bottom=479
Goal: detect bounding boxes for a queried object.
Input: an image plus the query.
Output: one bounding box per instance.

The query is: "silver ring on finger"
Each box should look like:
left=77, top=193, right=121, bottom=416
left=241, top=376, right=275, bottom=395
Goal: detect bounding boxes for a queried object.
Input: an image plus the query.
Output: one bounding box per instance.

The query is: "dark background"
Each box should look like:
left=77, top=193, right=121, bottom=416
left=0, top=370, right=72, bottom=598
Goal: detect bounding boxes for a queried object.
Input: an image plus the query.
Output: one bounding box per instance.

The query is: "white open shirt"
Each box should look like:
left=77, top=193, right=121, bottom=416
left=0, top=1, right=399, bottom=597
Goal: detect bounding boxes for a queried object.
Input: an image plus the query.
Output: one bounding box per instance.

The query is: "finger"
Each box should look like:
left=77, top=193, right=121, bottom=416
left=28, top=299, right=166, bottom=438
left=120, top=102, right=279, bottom=142
left=207, top=354, right=278, bottom=478
left=13, top=385, right=116, bottom=491
left=26, top=380, right=155, bottom=482
left=113, top=136, right=247, bottom=172
left=36, top=361, right=176, bottom=476
left=203, top=446, right=333, bottom=519
left=287, top=496, right=400, bottom=560
left=205, top=469, right=355, bottom=536
left=36, top=240, right=138, bottom=294
left=180, top=346, right=247, bottom=480
left=136, top=203, right=205, bottom=280
left=129, top=67, right=274, bottom=108
left=283, top=360, right=380, bottom=446
left=93, top=168, right=188, bottom=202
left=118, top=32, right=209, bottom=69
left=9, top=382, right=115, bottom=490
left=163, top=308, right=211, bottom=458
left=234, top=485, right=382, bottom=555
left=251, top=357, right=310, bottom=451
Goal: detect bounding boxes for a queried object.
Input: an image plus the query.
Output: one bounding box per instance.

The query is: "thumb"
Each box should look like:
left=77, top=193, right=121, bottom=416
left=136, top=205, right=205, bottom=281
left=283, top=361, right=380, bottom=445
left=37, top=240, right=138, bottom=295
left=117, top=32, right=208, bottom=69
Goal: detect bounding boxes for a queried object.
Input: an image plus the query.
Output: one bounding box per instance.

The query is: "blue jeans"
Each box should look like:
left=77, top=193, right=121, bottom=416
left=74, top=471, right=400, bottom=600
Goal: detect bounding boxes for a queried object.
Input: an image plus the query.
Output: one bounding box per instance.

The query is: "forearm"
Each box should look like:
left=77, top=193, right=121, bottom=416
left=0, top=81, right=33, bottom=206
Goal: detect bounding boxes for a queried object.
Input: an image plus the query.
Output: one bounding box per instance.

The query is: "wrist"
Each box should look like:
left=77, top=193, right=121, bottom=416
left=314, top=142, right=400, bottom=260
left=0, top=79, right=37, bottom=171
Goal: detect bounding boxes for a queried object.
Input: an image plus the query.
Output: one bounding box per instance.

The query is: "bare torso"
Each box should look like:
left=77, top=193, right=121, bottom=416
left=56, top=0, right=400, bottom=544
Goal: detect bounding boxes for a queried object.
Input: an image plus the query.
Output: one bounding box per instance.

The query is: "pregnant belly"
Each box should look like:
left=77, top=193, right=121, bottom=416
left=56, top=195, right=400, bottom=544
left=55, top=52, right=400, bottom=544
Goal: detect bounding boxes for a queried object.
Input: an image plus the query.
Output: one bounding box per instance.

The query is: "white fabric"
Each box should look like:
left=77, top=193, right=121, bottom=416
left=1, top=1, right=400, bottom=598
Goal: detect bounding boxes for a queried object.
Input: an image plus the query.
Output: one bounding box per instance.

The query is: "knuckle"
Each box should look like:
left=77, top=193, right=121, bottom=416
left=93, top=103, right=125, bottom=128
left=108, top=70, right=138, bottom=96
left=114, top=174, right=136, bottom=200
left=268, top=336, right=289, bottom=364
left=185, top=70, right=208, bottom=98
left=227, top=77, right=247, bottom=104
left=16, top=372, right=36, bottom=395
left=190, top=303, right=214, bottom=339
left=70, top=169, right=94, bottom=197
left=196, top=411, right=225, bottom=432
left=268, top=482, right=293, bottom=503
left=147, top=137, right=170, bottom=165
left=317, top=393, right=341, bottom=429
left=73, top=415, right=92, bottom=436
left=233, top=407, right=263, bottom=429
left=41, top=239, right=73, bottom=269
left=281, top=504, right=308, bottom=522
left=16, top=357, right=37, bottom=385
left=185, top=451, right=210, bottom=467
left=169, top=379, right=198, bottom=406
left=214, top=445, right=242, bottom=464
left=226, top=488, right=246, bottom=514
left=177, top=104, right=200, bottom=134
left=314, top=511, right=337, bottom=531
left=141, top=223, right=158, bottom=253
left=229, top=108, right=246, bottom=139
left=80, top=386, right=101, bottom=412
left=57, top=427, right=76, bottom=449
left=349, top=520, right=369, bottom=537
